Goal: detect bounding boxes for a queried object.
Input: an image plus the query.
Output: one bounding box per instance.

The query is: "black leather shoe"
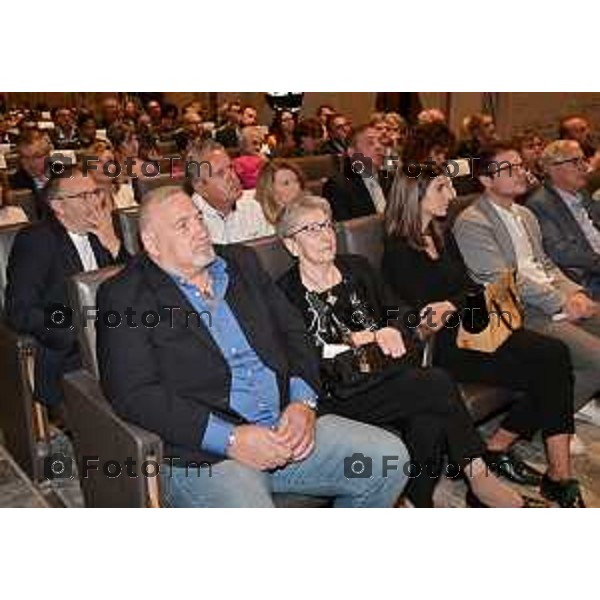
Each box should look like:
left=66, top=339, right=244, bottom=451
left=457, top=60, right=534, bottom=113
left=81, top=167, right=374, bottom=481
left=540, top=474, right=586, bottom=507
left=484, top=449, right=543, bottom=486
left=466, top=489, right=547, bottom=508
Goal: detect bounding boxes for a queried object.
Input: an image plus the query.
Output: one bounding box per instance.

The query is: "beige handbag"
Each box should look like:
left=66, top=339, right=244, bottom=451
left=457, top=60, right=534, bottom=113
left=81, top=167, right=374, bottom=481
left=456, top=270, right=523, bottom=353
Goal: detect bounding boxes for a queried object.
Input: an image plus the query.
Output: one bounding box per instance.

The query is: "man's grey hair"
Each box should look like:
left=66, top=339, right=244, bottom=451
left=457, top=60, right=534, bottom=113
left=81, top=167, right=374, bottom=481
left=139, top=185, right=190, bottom=233
left=540, top=139, right=581, bottom=173
left=275, top=195, right=332, bottom=238
left=185, top=139, right=226, bottom=183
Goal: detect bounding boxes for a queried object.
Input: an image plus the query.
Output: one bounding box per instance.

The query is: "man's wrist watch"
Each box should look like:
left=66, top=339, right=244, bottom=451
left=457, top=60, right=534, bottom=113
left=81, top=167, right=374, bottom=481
left=225, top=430, right=237, bottom=455
left=299, top=398, right=318, bottom=411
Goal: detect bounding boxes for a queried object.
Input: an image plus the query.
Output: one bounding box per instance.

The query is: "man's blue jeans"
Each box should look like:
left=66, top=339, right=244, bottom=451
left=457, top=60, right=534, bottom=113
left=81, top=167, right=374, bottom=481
left=161, top=414, right=410, bottom=507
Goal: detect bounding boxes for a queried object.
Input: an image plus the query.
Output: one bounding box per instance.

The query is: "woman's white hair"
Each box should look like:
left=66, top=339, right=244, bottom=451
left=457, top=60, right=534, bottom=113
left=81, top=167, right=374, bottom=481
left=275, top=195, right=332, bottom=238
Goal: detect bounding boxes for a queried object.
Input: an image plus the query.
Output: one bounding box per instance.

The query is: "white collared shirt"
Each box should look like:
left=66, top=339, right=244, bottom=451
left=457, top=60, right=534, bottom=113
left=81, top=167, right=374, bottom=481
left=491, top=201, right=554, bottom=286
left=363, top=175, right=387, bottom=214
left=191, top=190, right=275, bottom=244
left=67, top=232, right=98, bottom=272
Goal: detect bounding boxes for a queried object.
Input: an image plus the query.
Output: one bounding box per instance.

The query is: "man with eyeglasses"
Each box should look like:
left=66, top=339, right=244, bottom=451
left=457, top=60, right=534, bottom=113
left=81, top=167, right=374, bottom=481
left=527, top=141, right=600, bottom=297
left=95, top=186, right=409, bottom=507
left=322, top=124, right=387, bottom=222
left=9, top=130, right=52, bottom=219
left=5, top=169, right=129, bottom=416
left=454, top=140, right=600, bottom=430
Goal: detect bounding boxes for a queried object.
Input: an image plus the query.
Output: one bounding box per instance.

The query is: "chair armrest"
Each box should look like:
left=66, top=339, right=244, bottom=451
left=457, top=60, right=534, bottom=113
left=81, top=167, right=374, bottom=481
left=62, top=369, right=163, bottom=507
left=0, top=322, right=49, bottom=481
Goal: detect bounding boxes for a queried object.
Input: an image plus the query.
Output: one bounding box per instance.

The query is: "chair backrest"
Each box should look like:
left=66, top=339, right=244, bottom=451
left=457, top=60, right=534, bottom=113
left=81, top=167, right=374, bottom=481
left=245, top=224, right=348, bottom=281
left=68, top=266, right=123, bottom=378
left=337, top=214, right=384, bottom=269
left=586, top=168, right=600, bottom=196
left=134, top=174, right=186, bottom=201
left=446, top=193, right=480, bottom=228
left=288, top=154, right=343, bottom=182
left=5, top=189, right=37, bottom=222
left=156, top=140, right=179, bottom=157
left=244, top=235, right=294, bottom=281
left=114, top=206, right=141, bottom=255
left=0, top=223, right=28, bottom=314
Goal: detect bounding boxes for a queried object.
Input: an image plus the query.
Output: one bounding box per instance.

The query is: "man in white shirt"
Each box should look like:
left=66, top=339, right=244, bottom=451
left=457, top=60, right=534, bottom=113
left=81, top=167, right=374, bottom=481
left=187, top=141, right=274, bottom=244
left=454, top=141, right=600, bottom=425
left=5, top=170, right=128, bottom=411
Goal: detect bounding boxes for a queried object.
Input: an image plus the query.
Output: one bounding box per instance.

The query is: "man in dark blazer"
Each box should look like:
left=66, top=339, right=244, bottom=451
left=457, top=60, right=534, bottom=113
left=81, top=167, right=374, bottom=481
left=322, top=124, right=391, bottom=222
left=527, top=140, right=600, bottom=299
left=5, top=170, right=128, bottom=410
left=95, top=186, right=408, bottom=508
left=321, top=113, right=350, bottom=155
left=8, top=130, right=53, bottom=219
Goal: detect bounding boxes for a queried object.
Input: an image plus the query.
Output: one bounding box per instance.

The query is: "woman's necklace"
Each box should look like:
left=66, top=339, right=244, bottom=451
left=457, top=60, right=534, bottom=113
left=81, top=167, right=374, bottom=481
left=301, top=265, right=341, bottom=303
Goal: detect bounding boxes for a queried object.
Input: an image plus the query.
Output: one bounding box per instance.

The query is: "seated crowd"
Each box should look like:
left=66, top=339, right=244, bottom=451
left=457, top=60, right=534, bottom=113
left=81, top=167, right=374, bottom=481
left=4, top=95, right=600, bottom=508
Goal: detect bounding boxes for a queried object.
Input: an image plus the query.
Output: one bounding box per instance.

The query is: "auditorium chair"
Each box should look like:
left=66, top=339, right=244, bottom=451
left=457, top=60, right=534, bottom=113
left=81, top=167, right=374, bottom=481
left=133, top=174, right=186, bottom=202
left=4, top=189, right=37, bottom=222
left=288, top=154, right=343, bottom=197
left=156, top=140, right=179, bottom=157
left=0, top=223, right=51, bottom=483
left=586, top=168, right=600, bottom=197
left=113, top=206, right=142, bottom=255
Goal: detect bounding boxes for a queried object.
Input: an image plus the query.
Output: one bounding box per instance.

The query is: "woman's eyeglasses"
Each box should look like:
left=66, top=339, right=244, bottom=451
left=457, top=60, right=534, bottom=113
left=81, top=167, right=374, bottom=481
left=289, top=219, right=334, bottom=237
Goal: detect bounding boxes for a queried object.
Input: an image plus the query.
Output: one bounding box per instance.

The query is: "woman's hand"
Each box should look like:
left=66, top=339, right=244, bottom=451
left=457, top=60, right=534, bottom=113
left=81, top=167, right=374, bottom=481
left=349, top=330, right=376, bottom=348
left=374, top=327, right=406, bottom=359
left=419, top=301, right=457, bottom=333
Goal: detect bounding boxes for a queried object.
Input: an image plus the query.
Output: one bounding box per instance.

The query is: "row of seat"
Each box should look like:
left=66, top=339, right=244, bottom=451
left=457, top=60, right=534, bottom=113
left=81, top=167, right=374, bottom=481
left=57, top=210, right=519, bottom=507
left=0, top=188, right=520, bottom=506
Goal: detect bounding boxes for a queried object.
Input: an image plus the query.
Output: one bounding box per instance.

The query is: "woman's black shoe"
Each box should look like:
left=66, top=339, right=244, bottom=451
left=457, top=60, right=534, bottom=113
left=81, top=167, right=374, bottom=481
left=484, top=449, right=543, bottom=486
left=539, top=474, right=586, bottom=507
left=465, top=489, right=546, bottom=508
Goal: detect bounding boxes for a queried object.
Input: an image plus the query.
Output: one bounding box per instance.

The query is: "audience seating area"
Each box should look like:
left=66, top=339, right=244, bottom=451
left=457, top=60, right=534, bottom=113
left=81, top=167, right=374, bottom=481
left=2, top=95, right=600, bottom=508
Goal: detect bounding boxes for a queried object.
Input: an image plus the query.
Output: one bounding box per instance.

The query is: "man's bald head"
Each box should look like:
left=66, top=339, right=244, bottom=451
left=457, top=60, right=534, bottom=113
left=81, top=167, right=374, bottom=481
left=140, top=186, right=186, bottom=232
left=140, top=186, right=215, bottom=277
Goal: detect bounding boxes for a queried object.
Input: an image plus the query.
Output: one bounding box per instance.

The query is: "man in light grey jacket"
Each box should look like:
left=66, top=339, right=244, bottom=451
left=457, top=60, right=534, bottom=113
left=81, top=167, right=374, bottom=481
left=453, top=141, right=600, bottom=422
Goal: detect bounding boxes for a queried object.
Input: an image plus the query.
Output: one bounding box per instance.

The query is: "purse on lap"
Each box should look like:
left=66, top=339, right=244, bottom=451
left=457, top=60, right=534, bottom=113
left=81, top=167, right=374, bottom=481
left=456, top=269, right=523, bottom=353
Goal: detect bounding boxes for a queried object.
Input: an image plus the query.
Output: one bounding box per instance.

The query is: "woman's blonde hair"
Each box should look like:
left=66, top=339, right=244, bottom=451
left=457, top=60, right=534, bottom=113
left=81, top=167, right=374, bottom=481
left=255, top=159, right=306, bottom=225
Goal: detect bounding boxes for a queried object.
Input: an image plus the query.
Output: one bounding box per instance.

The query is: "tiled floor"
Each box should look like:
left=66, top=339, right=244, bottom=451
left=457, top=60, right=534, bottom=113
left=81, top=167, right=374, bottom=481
left=0, top=446, right=48, bottom=508
left=2, top=419, right=600, bottom=508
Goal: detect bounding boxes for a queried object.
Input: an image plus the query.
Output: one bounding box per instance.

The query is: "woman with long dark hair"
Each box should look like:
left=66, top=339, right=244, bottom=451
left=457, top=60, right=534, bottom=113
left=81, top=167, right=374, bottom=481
left=382, top=163, right=583, bottom=507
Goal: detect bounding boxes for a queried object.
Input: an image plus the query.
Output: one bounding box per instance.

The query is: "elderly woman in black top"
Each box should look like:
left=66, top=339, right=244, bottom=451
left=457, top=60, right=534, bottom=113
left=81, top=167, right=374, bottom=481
left=382, top=164, right=583, bottom=507
left=276, top=194, right=533, bottom=507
